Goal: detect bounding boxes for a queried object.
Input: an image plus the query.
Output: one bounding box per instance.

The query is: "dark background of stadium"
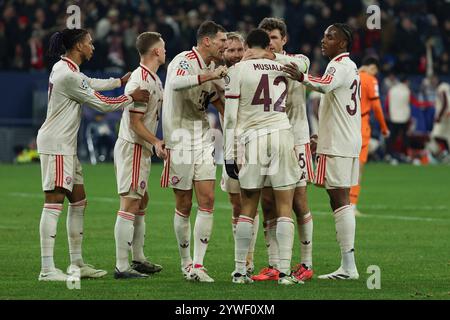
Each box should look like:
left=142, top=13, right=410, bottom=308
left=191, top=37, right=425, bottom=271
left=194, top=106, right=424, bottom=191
left=0, top=0, right=449, bottom=163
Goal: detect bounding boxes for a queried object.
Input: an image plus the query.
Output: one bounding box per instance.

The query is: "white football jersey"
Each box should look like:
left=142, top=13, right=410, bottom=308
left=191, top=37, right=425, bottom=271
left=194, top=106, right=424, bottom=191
left=224, top=58, right=291, bottom=145
left=434, top=83, right=450, bottom=123
left=37, top=56, right=131, bottom=155
left=301, top=52, right=361, bottom=157
left=118, top=64, right=164, bottom=152
left=162, top=47, right=219, bottom=150
left=274, top=52, right=310, bottom=145
left=432, top=82, right=450, bottom=138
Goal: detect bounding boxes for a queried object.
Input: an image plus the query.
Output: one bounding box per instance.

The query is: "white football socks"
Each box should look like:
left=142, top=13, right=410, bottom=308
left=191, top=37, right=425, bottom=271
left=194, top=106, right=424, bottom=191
left=40, top=203, right=63, bottom=272
left=264, top=218, right=280, bottom=269
left=114, top=211, right=135, bottom=272
left=334, top=205, right=356, bottom=272
left=235, top=216, right=253, bottom=275
left=276, top=217, right=295, bottom=275
left=247, top=213, right=259, bottom=269
left=67, top=199, right=86, bottom=267
left=132, top=209, right=146, bottom=262
left=174, top=209, right=192, bottom=268
left=193, top=207, right=214, bottom=267
left=297, top=212, right=313, bottom=267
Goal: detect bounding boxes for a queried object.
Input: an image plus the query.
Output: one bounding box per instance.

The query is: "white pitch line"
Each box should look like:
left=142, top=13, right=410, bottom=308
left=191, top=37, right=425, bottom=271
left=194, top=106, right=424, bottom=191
left=7, top=192, right=450, bottom=223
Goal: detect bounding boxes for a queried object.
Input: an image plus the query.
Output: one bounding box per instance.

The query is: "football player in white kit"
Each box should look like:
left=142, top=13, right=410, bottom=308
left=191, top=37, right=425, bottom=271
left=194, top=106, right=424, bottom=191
left=37, top=28, right=150, bottom=281
left=213, top=32, right=259, bottom=276
left=224, top=29, right=301, bottom=285
left=161, top=21, right=228, bottom=282
left=429, top=81, right=450, bottom=160
left=113, top=32, right=168, bottom=279
left=283, top=23, right=361, bottom=280
left=248, top=17, right=314, bottom=283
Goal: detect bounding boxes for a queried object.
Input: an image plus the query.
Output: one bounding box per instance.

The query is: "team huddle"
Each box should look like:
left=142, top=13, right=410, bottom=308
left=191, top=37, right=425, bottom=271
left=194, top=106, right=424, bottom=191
left=37, top=18, right=363, bottom=285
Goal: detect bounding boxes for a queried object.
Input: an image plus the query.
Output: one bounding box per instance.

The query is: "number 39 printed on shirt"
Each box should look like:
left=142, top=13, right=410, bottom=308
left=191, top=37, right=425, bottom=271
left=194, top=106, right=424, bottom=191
left=346, top=79, right=361, bottom=116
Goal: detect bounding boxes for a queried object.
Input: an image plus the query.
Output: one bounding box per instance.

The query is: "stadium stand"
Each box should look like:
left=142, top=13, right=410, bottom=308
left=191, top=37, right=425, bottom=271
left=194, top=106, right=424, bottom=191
left=0, top=0, right=449, bottom=162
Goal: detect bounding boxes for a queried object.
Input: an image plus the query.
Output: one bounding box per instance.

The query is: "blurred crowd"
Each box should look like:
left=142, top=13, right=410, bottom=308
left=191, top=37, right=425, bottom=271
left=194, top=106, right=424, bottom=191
left=1, top=0, right=449, bottom=75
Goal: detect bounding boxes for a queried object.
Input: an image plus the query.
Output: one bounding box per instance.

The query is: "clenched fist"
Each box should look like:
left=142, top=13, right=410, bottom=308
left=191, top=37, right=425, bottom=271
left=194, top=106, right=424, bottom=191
left=213, top=65, right=228, bottom=79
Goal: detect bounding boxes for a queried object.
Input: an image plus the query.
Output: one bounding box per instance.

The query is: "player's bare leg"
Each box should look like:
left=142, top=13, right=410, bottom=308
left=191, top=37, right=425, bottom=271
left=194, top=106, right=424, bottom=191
left=350, top=164, right=365, bottom=216
left=318, top=188, right=359, bottom=280
left=38, top=188, right=66, bottom=281
left=173, top=188, right=194, bottom=278
left=292, top=185, right=314, bottom=281
left=273, top=187, right=300, bottom=285
left=232, top=188, right=259, bottom=284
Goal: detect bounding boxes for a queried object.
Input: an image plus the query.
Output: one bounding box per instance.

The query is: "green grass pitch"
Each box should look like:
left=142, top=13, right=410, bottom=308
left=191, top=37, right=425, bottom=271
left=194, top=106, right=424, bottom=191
left=0, top=163, right=449, bottom=300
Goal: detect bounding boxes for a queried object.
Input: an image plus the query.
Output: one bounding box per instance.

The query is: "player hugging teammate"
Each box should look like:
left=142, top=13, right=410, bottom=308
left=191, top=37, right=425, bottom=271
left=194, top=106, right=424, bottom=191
left=38, top=19, right=363, bottom=284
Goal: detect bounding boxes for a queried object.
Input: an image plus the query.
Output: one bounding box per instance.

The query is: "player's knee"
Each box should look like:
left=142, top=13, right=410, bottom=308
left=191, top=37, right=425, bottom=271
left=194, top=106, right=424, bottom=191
left=261, top=193, right=274, bottom=213
left=293, top=199, right=309, bottom=217
left=122, top=198, right=141, bottom=213
left=177, top=199, right=193, bottom=216
left=44, top=190, right=65, bottom=204
left=200, top=194, right=214, bottom=211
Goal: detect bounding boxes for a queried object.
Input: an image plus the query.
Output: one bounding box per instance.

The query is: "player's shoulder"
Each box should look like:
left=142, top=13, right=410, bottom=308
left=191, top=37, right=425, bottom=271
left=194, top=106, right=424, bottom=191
left=438, top=82, right=450, bottom=91
left=285, top=52, right=310, bottom=63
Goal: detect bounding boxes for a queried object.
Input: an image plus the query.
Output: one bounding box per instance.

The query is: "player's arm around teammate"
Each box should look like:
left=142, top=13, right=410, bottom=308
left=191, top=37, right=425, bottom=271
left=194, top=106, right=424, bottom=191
left=161, top=21, right=228, bottom=283
left=37, top=28, right=149, bottom=282
left=283, top=24, right=361, bottom=280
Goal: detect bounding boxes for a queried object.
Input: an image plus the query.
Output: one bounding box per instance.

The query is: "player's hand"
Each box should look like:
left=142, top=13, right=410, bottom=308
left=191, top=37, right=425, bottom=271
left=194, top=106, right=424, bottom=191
left=382, top=129, right=390, bottom=139
left=120, top=72, right=132, bottom=86
left=310, top=134, right=318, bottom=155
left=129, top=87, right=150, bottom=103
left=212, top=65, right=228, bottom=79
left=153, top=140, right=168, bottom=160
left=242, top=49, right=275, bottom=61
left=225, top=159, right=239, bottom=180
left=282, top=62, right=305, bottom=82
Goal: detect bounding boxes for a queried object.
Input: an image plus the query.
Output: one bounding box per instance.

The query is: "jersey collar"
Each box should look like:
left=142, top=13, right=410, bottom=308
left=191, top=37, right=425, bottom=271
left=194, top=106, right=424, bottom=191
left=140, top=63, right=157, bottom=81
left=332, top=52, right=350, bottom=62
left=61, top=56, right=80, bottom=72
left=192, top=47, right=207, bottom=69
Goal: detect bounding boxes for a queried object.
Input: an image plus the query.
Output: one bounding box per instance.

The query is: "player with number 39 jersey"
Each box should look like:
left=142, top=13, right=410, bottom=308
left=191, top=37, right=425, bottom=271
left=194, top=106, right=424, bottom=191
left=303, top=53, right=361, bottom=159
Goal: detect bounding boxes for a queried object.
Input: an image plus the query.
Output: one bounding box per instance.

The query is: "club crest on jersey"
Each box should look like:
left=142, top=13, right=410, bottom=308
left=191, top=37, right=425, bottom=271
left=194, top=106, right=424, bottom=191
left=326, top=67, right=336, bottom=76
left=179, top=60, right=190, bottom=71
left=65, top=176, right=72, bottom=185
left=171, top=176, right=180, bottom=185
left=224, top=75, right=230, bottom=85
left=80, top=79, right=89, bottom=90
left=140, top=180, right=146, bottom=189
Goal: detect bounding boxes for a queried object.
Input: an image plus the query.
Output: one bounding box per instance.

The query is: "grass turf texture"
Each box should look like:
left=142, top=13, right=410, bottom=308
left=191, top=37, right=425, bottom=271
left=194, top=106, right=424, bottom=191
left=0, top=163, right=449, bottom=300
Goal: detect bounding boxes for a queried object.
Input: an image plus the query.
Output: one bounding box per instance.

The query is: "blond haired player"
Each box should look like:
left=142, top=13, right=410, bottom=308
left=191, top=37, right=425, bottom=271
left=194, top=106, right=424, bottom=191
left=213, top=32, right=259, bottom=276
left=224, top=29, right=301, bottom=285
left=161, top=21, right=228, bottom=282
left=113, top=32, right=168, bottom=279
left=283, top=23, right=361, bottom=280
left=37, top=28, right=149, bottom=281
